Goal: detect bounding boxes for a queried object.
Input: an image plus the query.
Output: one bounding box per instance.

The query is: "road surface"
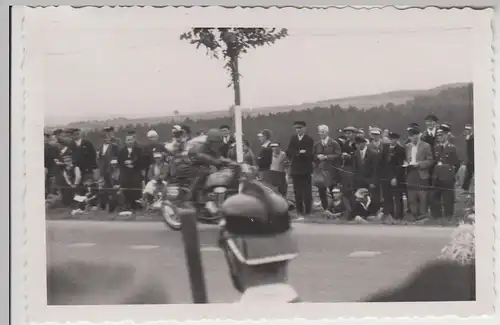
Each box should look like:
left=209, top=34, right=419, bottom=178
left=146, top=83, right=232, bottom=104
left=46, top=221, right=453, bottom=304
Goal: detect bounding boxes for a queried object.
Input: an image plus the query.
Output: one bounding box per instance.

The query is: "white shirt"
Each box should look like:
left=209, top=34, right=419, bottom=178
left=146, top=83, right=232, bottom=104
left=297, top=134, right=304, bottom=141
left=321, top=136, right=330, bottom=146
left=427, top=128, right=436, bottom=137
left=410, top=142, right=419, bottom=164
left=223, top=136, right=230, bottom=144
left=360, top=146, right=367, bottom=160
left=127, top=147, right=132, bottom=156
left=262, top=141, right=271, bottom=148
left=102, top=143, right=109, bottom=155
left=238, top=283, right=300, bottom=303
left=75, top=138, right=82, bottom=147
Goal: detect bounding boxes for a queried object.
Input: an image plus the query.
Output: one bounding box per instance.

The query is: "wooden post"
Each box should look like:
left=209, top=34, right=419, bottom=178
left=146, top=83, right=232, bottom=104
left=179, top=205, right=208, bottom=303
left=231, top=55, right=244, bottom=164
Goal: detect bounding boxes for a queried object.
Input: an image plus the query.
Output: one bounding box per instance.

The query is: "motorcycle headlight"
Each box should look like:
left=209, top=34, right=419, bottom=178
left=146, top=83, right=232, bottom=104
left=165, top=187, right=180, bottom=200
left=213, top=186, right=227, bottom=194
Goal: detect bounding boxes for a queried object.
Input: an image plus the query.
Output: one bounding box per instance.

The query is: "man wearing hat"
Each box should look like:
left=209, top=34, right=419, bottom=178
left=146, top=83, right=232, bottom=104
left=379, top=132, right=406, bottom=220
left=286, top=121, right=314, bottom=217
left=430, top=124, right=460, bottom=221
left=339, top=126, right=358, bottom=202
left=97, top=127, right=121, bottom=210
left=352, top=135, right=380, bottom=212
left=462, top=124, right=474, bottom=192
left=218, top=181, right=300, bottom=303
left=103, top=126, right=121, bottom=146
left=405, top=125, right=434, bottom=220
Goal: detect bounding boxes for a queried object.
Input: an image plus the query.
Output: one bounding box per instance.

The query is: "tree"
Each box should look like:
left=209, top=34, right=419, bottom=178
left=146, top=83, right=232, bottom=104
left=180, top=28, right=288, bottom=106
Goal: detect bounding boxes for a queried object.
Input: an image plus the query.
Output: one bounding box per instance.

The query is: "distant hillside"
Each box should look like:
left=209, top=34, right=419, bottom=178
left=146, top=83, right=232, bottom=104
left=49, top=82, right=469, bottom=131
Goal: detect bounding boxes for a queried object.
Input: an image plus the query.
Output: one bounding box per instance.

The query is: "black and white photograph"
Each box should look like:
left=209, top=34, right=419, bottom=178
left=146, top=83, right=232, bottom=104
left=13, top=5, right=495, bottom=323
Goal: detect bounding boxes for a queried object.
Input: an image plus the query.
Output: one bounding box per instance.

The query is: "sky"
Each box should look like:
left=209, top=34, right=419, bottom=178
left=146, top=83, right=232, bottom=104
left=27, top=7, right=475, bottom=125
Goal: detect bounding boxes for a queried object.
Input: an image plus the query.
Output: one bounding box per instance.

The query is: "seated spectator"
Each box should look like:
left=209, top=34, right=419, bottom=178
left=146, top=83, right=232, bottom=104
left=323, top=188, right=351, bottom=220
left=351, top=188, right=375, bottom=223
left=143, top=152, right=169, bottom=205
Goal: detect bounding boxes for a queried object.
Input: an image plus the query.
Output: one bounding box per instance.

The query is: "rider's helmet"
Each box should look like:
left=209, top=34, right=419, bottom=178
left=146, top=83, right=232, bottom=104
left=205, top=128, right=225, bottom=143
left=218, top=181, right=298, bottom=295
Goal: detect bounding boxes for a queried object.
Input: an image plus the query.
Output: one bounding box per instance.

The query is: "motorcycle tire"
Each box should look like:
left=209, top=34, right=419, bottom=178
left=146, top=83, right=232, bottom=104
left=161, top=202, right=182, bottom=231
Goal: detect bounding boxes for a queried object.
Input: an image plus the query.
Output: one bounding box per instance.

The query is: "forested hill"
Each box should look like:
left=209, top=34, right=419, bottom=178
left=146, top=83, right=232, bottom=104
left=51, top=82, right=468, bottom=130
left=83, top=83, right=473, bottom=159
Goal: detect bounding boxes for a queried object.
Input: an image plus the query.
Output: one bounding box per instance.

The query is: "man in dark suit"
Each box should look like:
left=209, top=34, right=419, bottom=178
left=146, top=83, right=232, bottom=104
left=68, top=128, right=98, bottom=183
left=379, top=132, right=406, bottom=220
left=421, top=114, right=439, bottom=155
left=462, top=124, right=474, bottom=192
left=44, top=133, right=60, bottom=197
left=352, top=136, right=380, bottom=212
left=256, top=129, right=273, bottom=182
left=431, top=124, right=461, bottom=220
left=220, top=124, right=235, bottom=158
left=118, top=130, right=144, bottom=212
left=286, top=121, right=314, bottom=217
left=97, top=127, right=121, bottom=210
left=339, top=126, right=358, bottom=202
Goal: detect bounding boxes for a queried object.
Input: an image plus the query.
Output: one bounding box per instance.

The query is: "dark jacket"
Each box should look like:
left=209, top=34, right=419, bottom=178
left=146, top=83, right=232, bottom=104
left=220, top=135, right=235, bottom=158
left=340, top=140, right=357, bottom=167
left=379, top=142, right=406, bottom=183
left=286, top=134, right=314, bottom=175
left=143, top=142, right=167, bottom=169
left=465, top=134, right=474, bottom=165
left=421, top=128, right=438, bottom=156
left=433, top=143, right=461, bottom=182
left=313, top=137, right=342, bottom=182
left=256, top=142, right=273, bottom=171
left=118, top=146, right=144, bottom=185
left=97, top=142, right=120, bottom=177
left=69, top=139, right=98, bottom=173
left=44, top=144, right=59, bottom=170
left=353, top=147, right=379, bottom=185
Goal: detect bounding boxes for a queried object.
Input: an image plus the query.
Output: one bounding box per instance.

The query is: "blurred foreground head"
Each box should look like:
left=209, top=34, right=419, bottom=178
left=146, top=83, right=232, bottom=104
left=363, top=259, right=475, bottom=302
left=47, top=261, right=170, bottom=305
left=218, top=181, right=299, bottom=300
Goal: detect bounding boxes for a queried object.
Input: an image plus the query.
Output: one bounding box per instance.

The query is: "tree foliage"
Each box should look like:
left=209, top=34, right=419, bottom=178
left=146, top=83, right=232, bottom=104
left=179, top=28, right=288, bottom=87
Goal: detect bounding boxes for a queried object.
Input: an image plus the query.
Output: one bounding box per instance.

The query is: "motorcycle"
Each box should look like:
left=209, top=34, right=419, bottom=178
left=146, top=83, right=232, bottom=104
left=160, top=163, right=253, bottom=231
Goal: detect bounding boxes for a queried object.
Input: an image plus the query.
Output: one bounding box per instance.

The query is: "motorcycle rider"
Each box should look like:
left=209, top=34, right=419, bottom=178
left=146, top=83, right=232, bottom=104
left=170, top=128, right=234, bottom=207
left=218, top=181, right=300, bottom=303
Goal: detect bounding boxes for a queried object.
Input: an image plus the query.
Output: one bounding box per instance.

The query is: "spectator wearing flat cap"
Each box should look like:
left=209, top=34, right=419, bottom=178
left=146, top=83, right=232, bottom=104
left=219, top=181, right=300, bottom=303
left=103, top=126, right=121, bottom=146
left=256, top=129, right=274, bottom=183
left=313, top=124, right=342, bottom=210
left=352, top=136, right=381, bottom=212
left=405, top=126, right=434, bottom=220
left=286, top=121, right=314, bottom=217
left=462, top=124, right=474, bottom=192
left=339, top=126, right=358, bottom=202
left=68, top=128, right=98, bottom=184
left=97, top=127, right=120, bottom=210
left=379, top=132, right=406, bottom=220
left=430, top=124, right=460, bottom=221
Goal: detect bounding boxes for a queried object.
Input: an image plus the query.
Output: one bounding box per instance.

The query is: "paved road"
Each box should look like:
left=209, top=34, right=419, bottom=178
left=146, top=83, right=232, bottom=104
left=46, top=221, right=453, bottom=304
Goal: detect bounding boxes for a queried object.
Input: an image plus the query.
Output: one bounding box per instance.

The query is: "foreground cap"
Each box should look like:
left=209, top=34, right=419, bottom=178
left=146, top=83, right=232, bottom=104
left=270, top=142, right=280, bottom=148
left=343, top=126, right=357, bottom=133
left=355, top=188, right=370, bottom=199
left=220, top=181, right=297, bottom=265
left=331, top=187, right=341, bottom=194
left=369, top=127, right=382, bottom=135
left=293, top=121, right=306, bottom=127
left=388, top=132, right=400, bottom=139
left=440, top=123, right=452, bottom=132
left=147, top=130, right=159, bottom=137
left=425, top=114, right=439, bottom=122
left=464, top=124, right=473, bottom=130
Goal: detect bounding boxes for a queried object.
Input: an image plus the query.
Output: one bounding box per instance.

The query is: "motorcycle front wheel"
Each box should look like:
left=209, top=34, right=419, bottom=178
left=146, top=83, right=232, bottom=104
left=161, top=202, right=182, bottom=231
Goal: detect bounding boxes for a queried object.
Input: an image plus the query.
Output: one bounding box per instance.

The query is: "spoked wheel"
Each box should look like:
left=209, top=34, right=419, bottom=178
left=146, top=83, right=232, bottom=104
left=161, top=202, right=182, bottom=231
